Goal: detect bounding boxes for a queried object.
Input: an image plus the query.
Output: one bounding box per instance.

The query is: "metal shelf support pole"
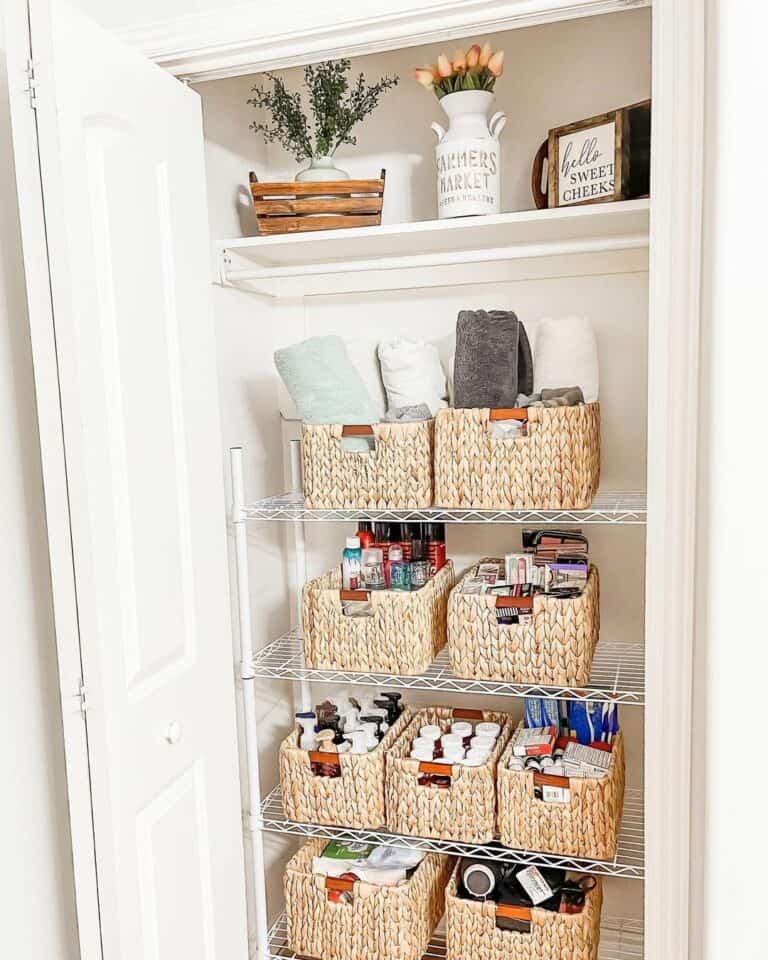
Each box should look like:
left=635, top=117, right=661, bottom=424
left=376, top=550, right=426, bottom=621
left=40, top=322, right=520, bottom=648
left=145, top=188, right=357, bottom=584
left=289, top=439, right=312, bottom=713
left=230, top=447, right=269, bottom=959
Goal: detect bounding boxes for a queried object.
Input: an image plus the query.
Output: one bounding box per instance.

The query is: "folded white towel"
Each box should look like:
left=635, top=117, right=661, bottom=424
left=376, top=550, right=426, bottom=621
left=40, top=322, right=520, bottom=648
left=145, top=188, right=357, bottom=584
left=533, top=316, right=599, bottom=403
left=378, top=338, right=447, bottom=416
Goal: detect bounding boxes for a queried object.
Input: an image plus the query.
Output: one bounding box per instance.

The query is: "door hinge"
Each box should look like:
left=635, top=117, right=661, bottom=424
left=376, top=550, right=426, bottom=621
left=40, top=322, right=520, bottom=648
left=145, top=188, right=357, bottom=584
left=26, top=59, right=38, bottom=110
left=78, top=679, right=88, bottom=713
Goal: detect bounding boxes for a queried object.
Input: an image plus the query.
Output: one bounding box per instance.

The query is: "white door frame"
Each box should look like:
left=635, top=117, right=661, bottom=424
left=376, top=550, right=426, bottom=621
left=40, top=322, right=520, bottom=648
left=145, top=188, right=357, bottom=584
left=10, top=1, right=702, bottom=958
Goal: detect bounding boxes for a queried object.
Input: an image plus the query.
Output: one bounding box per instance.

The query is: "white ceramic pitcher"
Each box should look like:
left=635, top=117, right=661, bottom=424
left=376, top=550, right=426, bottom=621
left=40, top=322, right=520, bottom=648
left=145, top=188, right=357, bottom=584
left=432, top=90, right=506, bottom=218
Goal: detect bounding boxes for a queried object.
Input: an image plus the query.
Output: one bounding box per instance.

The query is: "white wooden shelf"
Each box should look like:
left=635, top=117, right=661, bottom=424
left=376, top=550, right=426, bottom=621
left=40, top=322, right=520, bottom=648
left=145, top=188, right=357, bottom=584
left=219, top=199, right=650, bottom=297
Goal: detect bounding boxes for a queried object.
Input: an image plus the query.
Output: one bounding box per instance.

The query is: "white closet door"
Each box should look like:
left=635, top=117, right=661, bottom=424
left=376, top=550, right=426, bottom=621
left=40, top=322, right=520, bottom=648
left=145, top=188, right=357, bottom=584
left=8, top=2, right=248, bottom=957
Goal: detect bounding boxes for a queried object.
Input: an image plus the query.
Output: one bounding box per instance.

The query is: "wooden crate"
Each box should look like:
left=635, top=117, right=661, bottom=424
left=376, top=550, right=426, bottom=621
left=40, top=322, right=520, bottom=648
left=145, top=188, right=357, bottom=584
left=250, top=169, right=385, bottom=235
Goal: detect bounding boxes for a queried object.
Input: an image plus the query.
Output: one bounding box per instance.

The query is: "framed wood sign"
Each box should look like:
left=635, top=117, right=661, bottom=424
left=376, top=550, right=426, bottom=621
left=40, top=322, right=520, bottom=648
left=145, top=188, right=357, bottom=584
left=532, top=100, right=651, bottom=208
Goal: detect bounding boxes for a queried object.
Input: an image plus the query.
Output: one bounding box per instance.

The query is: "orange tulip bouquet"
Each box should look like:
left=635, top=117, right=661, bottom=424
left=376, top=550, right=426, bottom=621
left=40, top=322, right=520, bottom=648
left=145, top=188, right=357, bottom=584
left=414, top=42, right=505, bottom=99
left=414, top=42, right=507, bottom=218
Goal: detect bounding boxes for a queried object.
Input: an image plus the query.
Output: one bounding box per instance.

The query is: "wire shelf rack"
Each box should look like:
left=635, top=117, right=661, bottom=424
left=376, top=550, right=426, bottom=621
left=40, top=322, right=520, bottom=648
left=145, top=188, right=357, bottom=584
left=258, top=785, right=644, bottom=880
left=242, top=491, right=647, bottom=525
left=249, top=633, right=645, bottom=706
left=265, top=913, right=644, bottom=960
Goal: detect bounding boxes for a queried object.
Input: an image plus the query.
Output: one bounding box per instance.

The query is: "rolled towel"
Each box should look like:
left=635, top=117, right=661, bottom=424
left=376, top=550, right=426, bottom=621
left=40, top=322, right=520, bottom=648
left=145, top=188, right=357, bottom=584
left=277, top=336, right=387, bottom=421
left=274, top=335, right=378, bottom=426
left=384, top=403, right=433, bottom=422
left=453, top=310, right=534, bottom=409
left=378, top=338, right=447, bottom=415
left=533, top=316, right=599, bottom=403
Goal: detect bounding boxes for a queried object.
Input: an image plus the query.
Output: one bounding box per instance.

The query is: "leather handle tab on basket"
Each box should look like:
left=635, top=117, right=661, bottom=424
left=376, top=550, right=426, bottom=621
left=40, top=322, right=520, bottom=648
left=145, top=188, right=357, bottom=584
left=489, top=408, right=529, bottom=422
left=340, top=589, right=370, bottom=602
left=533, top=772, right=570, bottom=789
left=308, top=751, right=341, bottom=769
left=496, top=904, right=533, bottom=922
left=341, top=424, right=375, bottom=437
left=325, top=877, right=355, bottom=894
left=495, top=595, right=534, bottom=610
left=453, top=708, right=485, bottom=721
left=418, top=761, right=452, bottom=776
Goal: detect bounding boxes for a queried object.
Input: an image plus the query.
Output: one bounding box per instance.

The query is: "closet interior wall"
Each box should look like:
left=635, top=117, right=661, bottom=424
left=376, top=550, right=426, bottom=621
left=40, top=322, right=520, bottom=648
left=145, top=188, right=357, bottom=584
left=196, top=3, right=651, bottom=939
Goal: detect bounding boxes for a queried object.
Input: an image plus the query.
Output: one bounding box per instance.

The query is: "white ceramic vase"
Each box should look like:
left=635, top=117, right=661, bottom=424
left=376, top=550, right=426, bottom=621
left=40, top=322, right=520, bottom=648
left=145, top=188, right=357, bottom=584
left=295, top=155, right=349, bottom=182
left=432, top=90, right=506, bottom=218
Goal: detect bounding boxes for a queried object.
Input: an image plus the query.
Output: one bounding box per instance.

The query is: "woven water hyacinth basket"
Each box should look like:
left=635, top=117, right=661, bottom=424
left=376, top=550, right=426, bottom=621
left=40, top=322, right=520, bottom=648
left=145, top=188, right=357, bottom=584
left=385, top=706, right=515, bottom=843
left=497, top=727, right=625, bottom=861
left=434, top=403, right=600, bottom=510
left=301, top=420, right=434, bottom=509
left=285, top=838, right=454, bottom=960
left=279, top=707, right=412, bottom=829
left=445, top=865, right=603, bottom=960
left=302, top=562, right=454, bottom=674
left=447, top=562, right=600, bottom=685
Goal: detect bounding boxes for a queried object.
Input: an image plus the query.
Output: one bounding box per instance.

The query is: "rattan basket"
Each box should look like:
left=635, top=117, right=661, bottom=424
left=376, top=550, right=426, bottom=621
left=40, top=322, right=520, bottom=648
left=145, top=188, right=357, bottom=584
left=385, top=706, right=515, bottom=843
left=284, top=839, right=454, bottom=960
left=447, top=563, right=600, bottom=685
left=445, top=864, right=603, bottom=960
left=497, top=727, right=625, bottom=861
left=302, top=562, right=454, bottom=674
left=279, top=707, right=412, bottom=829
left=434, top=404, right=600, bottom=510
left=301, top=420, right=434, bottom=510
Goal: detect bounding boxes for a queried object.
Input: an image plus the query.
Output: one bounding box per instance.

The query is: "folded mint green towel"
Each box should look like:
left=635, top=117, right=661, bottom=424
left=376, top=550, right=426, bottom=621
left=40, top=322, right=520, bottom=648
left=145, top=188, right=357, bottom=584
left=274, top=336, right=377, bottom=429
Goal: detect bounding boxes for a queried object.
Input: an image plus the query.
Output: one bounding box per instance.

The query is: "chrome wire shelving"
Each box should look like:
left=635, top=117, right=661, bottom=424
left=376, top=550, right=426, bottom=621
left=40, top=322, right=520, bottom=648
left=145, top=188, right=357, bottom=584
left=258, top=785, right=644, bottom=880
left=250, top=633, right=645, bottom=706
left=265, top=913, right=643, bottom=960
left=243, top=491, right=647, bottom=525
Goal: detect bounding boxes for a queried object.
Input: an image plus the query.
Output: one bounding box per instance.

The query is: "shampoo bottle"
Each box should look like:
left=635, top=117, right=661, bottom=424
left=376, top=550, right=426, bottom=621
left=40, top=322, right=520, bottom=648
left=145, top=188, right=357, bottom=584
left=342, top=536, right=362, bottom=590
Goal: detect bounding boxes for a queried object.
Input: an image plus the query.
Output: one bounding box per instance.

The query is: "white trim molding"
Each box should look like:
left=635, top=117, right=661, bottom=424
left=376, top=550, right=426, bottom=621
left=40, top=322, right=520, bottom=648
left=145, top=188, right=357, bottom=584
left=118, top=0, right=651, bottom=81
left=645, top=1, right=705, bottom=959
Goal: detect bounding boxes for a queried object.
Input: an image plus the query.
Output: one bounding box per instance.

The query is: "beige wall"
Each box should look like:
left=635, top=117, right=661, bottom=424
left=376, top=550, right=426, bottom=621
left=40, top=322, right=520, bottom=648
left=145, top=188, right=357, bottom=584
left=0, top=9, right=80, bottom=960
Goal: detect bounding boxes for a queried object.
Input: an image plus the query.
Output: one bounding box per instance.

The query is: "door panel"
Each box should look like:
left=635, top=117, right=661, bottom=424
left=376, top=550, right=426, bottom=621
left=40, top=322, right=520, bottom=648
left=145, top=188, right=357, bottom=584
left=9, top=1, right=249, bottom=956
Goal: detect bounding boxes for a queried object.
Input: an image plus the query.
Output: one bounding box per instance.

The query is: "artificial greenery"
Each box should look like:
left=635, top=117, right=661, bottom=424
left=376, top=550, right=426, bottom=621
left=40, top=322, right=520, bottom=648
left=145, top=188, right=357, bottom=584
left=248, top=59, right=399, bottom=162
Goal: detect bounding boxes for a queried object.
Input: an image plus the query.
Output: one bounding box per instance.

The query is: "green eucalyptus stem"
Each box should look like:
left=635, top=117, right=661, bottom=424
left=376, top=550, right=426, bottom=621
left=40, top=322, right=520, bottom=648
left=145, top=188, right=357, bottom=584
left=248, top=58, right=399, bottom=163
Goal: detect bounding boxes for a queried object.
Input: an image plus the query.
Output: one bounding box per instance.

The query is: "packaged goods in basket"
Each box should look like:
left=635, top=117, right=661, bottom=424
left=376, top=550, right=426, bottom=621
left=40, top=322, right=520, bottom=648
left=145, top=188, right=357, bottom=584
left=302, top=554, right=454, bottom=674
left=386, top=706, right=514, bottom=843
left=285, top=838, right=454, bottom=960
left=497, top=703, right=625, bottom=861
left=280, top=691, right=410, bottom=829
left=447, top=532, right=600, bottom=684
left=445, top=860, right=603, bottom=960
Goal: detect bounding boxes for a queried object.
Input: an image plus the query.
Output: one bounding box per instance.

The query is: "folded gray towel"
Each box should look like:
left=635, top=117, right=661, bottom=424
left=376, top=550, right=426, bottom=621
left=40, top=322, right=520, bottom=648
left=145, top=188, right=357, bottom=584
left=516, top=385, right=585, bottom=409
left=453, top=310, right=533, bottom=409
left=384, top=403, right=433, bottom=422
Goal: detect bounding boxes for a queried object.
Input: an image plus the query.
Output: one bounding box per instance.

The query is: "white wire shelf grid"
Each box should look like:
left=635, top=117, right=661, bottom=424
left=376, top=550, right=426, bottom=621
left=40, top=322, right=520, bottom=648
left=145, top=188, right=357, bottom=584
left=258, top=785, right=644, bottom=880
left=242, top=491, right=647, bottom=525
left=266, top=913, right=643, bottom=960
left=250, top=633, right=645, bottom=706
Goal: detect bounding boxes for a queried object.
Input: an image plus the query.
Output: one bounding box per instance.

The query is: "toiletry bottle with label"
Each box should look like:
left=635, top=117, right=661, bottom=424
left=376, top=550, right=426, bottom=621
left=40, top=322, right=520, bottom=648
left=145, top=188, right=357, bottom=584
left=361, top=547, right=386, bottom=590
left=387, top=545, right=411, bottom=591
left=425, top=523, right=447, bottom=575
left=356, top=521, right=374, bottom=549
left=410, top=539, right=430, bottom=589
left=373, top=522, right=392, bottom=563
left=342, top=536, right=362, bottom=590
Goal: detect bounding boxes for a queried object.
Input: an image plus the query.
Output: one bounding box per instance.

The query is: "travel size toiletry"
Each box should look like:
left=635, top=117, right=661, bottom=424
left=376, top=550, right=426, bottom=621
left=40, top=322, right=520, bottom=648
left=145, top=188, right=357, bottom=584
left=425, top=523, right=447, bottom=575
left=296, top=711, right=318, bottom=750
left=342, top=536, right=362, bottom=590
left=410, top=539, right=430, bottom=589
left=387, top=545, right=411, bottom=591
left=361, top=547, right=386, bottom=590
left=356, top=521, right=375, bottom=549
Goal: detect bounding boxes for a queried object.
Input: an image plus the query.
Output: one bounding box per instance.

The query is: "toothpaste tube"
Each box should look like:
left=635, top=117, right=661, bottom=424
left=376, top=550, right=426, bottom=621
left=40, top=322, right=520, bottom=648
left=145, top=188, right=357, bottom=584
left=524, top=697, right=559, bottom=730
